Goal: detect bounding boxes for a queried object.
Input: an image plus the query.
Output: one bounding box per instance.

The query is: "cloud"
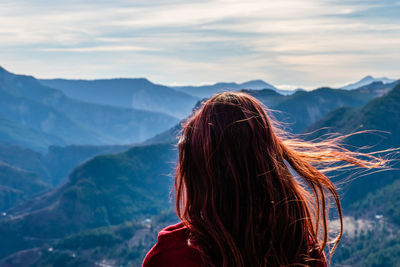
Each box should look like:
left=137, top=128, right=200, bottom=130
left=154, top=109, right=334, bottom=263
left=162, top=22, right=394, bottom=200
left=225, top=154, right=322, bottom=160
left=0, top=0, right=399, bottom=88
left=40, top=46, right=156, bottom=52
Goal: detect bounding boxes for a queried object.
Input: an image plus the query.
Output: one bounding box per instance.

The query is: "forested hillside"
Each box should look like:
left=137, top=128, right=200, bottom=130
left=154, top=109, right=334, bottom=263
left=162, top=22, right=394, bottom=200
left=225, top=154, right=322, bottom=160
left=0, top=66, right=398, bottom=266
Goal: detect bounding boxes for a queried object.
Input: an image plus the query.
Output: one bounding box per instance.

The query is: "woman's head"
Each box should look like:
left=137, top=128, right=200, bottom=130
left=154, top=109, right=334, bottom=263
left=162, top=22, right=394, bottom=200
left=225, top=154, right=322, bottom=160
left=175, top=91, right=384, bottom=267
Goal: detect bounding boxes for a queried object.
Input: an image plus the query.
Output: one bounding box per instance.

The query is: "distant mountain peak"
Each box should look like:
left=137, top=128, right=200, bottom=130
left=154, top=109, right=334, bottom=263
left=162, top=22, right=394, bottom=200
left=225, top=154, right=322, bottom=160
left=173, top=79, right=278, bottom=98
left=361, top=75, right=374, bottom=80
left=241, top=79, right=268, bottom=85
left=0, top=65, right=9, bottom=75
left=110, top=77, right=150, bottom=82
left=341, top=75, right=395, bottom=90
left=240, top=80, right=276, bottom=90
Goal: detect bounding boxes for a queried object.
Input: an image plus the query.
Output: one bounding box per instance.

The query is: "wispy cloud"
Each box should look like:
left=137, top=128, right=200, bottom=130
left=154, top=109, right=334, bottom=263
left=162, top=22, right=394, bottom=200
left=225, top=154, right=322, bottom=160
left=0, top=0, right=399, bottom=88
left=40, top=46, right=156, bottom=52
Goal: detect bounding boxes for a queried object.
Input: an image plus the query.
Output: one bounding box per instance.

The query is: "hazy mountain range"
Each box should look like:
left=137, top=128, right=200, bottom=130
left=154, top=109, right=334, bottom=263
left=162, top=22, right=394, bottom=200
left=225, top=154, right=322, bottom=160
left=172, top=80, right=277, bottom=98
left=0, top=65, right=399, bottom=266
left=340, top=75, right=396, bottom=90
left=148, top=79, right=399, bottom=143
left=39, top=78, right=199, bottom=119
left=0, top=66, right=178, bottom=150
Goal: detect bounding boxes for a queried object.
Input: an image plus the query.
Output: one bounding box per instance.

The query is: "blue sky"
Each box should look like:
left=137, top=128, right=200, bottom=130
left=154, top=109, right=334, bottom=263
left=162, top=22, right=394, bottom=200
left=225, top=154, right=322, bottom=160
left=0, top=0, right=399, bottom=89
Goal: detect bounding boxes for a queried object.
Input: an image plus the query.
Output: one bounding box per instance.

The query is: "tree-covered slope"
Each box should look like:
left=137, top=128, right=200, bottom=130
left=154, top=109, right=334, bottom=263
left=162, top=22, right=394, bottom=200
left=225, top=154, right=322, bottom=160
left=0, top=211, right=178, bottom=267
left=308, top=83, right=400, bottom=148
left=352, top=80, right=399, bottom=96
left=0, top=143, right=134, bottom=217
left=272, top=87, right=379, bottom=133
left=43, top=144, right=131, bottom=186
left=0, top=144, right=50, bottom=183
left=352, top=179, right=400, bottom=225
left=0, top=162, right=50, bottom=212
left=0, top=143, right=176, bottom=259
left=306, top=84, right=400, bottom=207
left=0, top=143, right=132, bottom=188
left=333, top=179, right=400, bottom=267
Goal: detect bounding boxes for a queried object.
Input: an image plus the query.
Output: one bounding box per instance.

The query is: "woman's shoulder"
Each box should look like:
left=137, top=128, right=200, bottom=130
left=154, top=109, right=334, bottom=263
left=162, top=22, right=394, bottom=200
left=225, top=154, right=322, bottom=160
left=142, top=222, right=202, bottom=267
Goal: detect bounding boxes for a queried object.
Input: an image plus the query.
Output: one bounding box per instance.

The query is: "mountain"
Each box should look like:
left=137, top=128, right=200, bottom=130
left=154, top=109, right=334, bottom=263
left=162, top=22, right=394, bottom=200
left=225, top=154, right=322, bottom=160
left=144, top=84, right=400, bottom=210
left=0, top=114, right=64, bottom=152
left=245, top=84, right=397, bottom=133
left=307, top=83, right=400, bottom=148
left=0, top=143, right=176, bottom=259
left=275, top=88, right=305, bottom=96
left=143, top=123, right=181, bottom=146
left=43, top=144, right=131, bottom=186
left=241, top=88, right=287, bottom=107
left=0, top=66, right=178, bottom=147
left=0, top=144, right=53, bottom=184
left=40, top=78, right=199, bottom=119
left=144, top=85, right=384, bottom=145
left=0, top=78, right=399, bottom=266
left=0, top=162, right=50, bottom=212
left=143, top=99, right=205, bottom=145
left=333, top=179, right=400, bottom=267
left=239, top=80, right=276, bottom=90
left=341, top=75, right=396, bottom=90
left=173, top=80, right=277, bottom=98
left=0, top=83, right=105, bottom=146
left=350, top=80, right=399, bottom=96
left=0, top=143, right=133, bottom=215
left=249, top=87, right=379, bottom=133
left=0, top=142, right=132, bottom=187
left=0, top=211, right=178, bottom=267
left=351, top=179, right=400, bottom=226
left=306, top=83, right=400, bottom=207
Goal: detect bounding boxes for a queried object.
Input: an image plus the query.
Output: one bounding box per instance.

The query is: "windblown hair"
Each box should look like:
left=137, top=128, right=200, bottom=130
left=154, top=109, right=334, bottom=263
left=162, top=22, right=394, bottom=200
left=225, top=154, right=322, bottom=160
left=175, top=92, right=385, bottom=267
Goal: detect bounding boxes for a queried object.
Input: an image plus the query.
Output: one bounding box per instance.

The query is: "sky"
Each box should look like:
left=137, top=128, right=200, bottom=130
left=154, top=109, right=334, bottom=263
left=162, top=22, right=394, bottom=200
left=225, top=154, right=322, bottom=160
left=0, top=0, right=399, bottom=89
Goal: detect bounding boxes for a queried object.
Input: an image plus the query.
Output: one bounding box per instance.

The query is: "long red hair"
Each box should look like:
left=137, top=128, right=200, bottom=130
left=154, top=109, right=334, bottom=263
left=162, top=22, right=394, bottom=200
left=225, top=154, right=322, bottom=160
left=175, top=92, right=385, bottom=267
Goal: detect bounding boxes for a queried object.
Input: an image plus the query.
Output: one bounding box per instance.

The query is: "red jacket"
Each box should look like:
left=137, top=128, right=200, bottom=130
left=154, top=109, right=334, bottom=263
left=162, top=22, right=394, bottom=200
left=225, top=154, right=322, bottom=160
left=143, top=222, right=326, bottom=267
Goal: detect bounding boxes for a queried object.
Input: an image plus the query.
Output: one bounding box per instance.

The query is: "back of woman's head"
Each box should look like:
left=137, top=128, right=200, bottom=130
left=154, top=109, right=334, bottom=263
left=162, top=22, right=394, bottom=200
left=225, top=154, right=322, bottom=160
left=175, top=91, right=385, bottom=267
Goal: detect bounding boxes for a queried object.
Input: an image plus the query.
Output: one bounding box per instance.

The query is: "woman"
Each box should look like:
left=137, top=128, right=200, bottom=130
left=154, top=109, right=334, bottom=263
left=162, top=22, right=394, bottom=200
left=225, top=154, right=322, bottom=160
left=143, top=92, right=384, bottom=267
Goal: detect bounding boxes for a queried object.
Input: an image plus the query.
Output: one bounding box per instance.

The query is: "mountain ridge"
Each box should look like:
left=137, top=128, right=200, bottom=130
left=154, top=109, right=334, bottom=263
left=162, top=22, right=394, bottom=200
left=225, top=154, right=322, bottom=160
left=39, top=78, right=198, bottom=119
left=341, top=75, right=396, bottom=90
left=173, top=79, right=278, bottom=98
left=0, top=67, right=178, bottom=148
